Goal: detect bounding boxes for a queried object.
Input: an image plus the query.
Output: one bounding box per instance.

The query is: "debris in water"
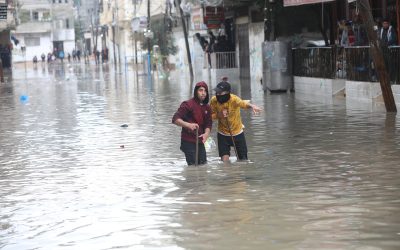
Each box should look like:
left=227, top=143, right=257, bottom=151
left=20, top=95, right=29, bottom=103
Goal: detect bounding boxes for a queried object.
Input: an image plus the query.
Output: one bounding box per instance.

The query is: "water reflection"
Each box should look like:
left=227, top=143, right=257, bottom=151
left=1, top=64, right=400, bottom=249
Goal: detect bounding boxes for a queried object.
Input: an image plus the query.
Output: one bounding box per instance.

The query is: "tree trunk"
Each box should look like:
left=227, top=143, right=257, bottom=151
left=357, top=0, right=397, bottom=112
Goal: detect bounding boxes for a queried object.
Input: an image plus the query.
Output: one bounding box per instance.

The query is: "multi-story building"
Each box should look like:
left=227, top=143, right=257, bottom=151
left=51, top=0, right=75, bottom=55
left=12, top=0, right=75, bottom=62
left=0, top=0, right=18, bottom=67
left=99, top=0, right=166, bottom=64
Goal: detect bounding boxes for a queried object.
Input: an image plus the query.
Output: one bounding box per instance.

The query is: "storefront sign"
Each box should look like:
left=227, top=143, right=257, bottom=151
left=191, top=7, right=206, bottom=30
left=0, top=4, right=7, bottom=20
left=203, top=6, right=224, bottom=29
left=284, top=0, right=334, bottom=6
left=131, top=16, right=148, bottom=32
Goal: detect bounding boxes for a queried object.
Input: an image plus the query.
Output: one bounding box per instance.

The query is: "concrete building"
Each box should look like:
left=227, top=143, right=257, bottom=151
left=99, top=0, right=166, bottom=65
left=168, top=1, right=264, bottom=91
left=0, top=0, right=18, bottom=67
left=12, top=0, right=75, bottom=63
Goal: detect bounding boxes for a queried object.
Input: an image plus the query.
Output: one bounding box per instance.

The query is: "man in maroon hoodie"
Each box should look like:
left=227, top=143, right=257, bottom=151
left=172, top=81, right=212, bottom=165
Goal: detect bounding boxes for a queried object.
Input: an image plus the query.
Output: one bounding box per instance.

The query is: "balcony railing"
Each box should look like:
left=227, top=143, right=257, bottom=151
left=293, top=47, right=336, bottom=79
left=292, top=46, right=400, bottom=84
left=204, top=52, right=237, bottom=69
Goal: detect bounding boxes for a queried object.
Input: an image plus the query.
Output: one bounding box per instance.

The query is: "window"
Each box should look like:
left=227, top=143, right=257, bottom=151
left=65, top=0, right=68, bottom=3
left=33, top=12, right=39, bottom=21
left=59, top=0, right=62, bottom=3
left=66, top=19, right=69, bottom=29
left=53, top=0, right=55, bottom=3
left=56, top=20, right=63, bottom=29
left=19, top=10, right=30, bottom=23
left=25, top=37, right=40, bottom=46
left=43, top=12, right=50, bottom=21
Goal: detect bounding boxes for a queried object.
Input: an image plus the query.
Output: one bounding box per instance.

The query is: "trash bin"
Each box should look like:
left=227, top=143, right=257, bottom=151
left=262, top=41, right=293, bottom=92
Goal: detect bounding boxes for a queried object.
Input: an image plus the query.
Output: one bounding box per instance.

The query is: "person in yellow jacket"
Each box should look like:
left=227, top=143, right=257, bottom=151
left=210, top=81, right=261, bottom=162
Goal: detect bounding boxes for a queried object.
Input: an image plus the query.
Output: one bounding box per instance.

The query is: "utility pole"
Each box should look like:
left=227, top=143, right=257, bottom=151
left=116, top=0, right=121, bottom=65
left=264, top=0, right=276, bottom=41
left=112, top=13, right=117, bottom=67
left=397, top=0, right=400, bottom=45
left=134, top=0, right=138, bottom=64
left=147, top=0, right=151, bottom=75
left=177, top=0, right=194, bottom=84
left=357, top=0, right=397, bottom=112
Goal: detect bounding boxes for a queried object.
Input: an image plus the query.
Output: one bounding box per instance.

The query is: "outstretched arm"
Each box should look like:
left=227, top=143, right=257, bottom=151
left=247, top=103, right=262, bottom=115
left=235, top=96, right=262, bottom=115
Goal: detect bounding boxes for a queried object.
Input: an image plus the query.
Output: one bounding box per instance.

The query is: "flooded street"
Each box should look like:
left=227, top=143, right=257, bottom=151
left=1, top=63, right=400, bottom=249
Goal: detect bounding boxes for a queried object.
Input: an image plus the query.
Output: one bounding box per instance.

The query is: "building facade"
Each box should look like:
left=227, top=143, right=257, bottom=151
left=12, top=0, right=75, bottom=62
left=0, top=0, right=18, bottom=67
left=75, top=0, right=100, bottom=55
left=99, top=0, right=166, bottom=65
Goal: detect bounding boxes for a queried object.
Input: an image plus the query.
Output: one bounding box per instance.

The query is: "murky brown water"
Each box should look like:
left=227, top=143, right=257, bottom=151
left=1, top=63, right=400, bottom=249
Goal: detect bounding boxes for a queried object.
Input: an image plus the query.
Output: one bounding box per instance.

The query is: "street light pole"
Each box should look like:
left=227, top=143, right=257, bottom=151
left=147, top=0, right=151, bottom=75
left=112, top=20, right=117, bottom=67
left=177, top=0, right=194, bottom=84
left=134, top=0, right=138, bottom=65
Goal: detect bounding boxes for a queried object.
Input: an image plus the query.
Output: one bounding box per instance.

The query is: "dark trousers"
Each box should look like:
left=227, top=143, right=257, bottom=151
left=217, top=132, right=248, bottom=160
left=180, top=140, right=207, bottom=165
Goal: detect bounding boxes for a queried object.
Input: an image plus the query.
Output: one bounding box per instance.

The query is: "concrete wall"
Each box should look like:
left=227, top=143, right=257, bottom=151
left=169, top=29, right=189, bottom=75
left=249, top=22, right=263, bottom=84
left=392, top=85, right=400, bottom=104
left=345, top=80, right=382, bottom=101
left=294, top=77, right=400, bottom=107
left=294, top=76, right=345, bottom=96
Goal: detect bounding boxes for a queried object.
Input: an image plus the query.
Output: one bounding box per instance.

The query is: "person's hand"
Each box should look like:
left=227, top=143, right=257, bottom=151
left=186, top=123, right=199, bottom=131
left=199, top=131, right=209, bottom=143
left=250, top=104, right=262, bottom=115
left=221, top=109, right=228, bottom=118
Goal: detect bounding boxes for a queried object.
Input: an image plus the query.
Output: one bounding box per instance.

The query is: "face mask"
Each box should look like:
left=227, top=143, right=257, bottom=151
left=216, top=93, right=230, bottom=104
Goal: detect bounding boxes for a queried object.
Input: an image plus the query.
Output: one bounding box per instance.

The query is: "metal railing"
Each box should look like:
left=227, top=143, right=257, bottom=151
left=345, top=46, right=373, bottom=81
left=204, top=52, right=237, bottom=69
left=292, top=47, right=336, bottom=79
left=389, top=46, right=400, bottom=84
left=292, top=46, right=400, bottom=84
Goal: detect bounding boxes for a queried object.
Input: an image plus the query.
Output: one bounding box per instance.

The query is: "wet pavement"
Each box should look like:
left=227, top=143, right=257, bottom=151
left=1, top=62, right=400, bottom=249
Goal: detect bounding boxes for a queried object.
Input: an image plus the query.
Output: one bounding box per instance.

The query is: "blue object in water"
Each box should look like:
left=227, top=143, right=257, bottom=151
left=20, top=95, right=29, bottom=103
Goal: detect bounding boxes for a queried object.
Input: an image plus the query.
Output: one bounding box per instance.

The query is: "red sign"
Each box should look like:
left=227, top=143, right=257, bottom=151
left=191, top=7, right=206, bottom=30
left=284, top=0, right=334, bottom=6
left=203, top=6, right=224, bottom=29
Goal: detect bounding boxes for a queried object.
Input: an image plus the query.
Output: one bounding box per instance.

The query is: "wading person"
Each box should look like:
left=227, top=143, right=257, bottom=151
left=210, top=81, right=261, bottom=162
left=172, top=81, right=212, bottom=165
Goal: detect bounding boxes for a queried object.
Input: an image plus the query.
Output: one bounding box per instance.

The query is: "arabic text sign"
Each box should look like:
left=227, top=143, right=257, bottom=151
left=0, top=4, right=7, bottom=20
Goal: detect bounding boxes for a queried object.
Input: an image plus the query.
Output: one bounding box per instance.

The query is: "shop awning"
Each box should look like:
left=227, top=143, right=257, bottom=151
left=284, top=0, right=335, bottom=7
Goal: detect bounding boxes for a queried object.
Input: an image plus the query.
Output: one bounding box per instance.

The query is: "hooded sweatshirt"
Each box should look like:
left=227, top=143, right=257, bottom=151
left=172, top=81, right=212, bottom=144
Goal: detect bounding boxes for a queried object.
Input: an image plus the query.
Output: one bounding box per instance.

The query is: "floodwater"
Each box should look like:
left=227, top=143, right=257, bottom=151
left=1, top=63, right=400, bottom=250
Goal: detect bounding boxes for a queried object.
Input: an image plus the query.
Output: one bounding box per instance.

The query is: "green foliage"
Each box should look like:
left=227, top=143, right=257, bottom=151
left=19, top=10, right=30, bottom=23
left=142, top=18, right=178, bottom=57
left=74, top=20, right=83, bottom=42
